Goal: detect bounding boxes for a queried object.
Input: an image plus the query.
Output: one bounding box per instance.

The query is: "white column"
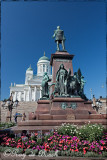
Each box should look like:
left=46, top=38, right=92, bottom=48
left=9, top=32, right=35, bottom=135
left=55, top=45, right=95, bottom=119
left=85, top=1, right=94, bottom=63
left=15, top=92, right=17, bottom=101
left=40, top=86, right=42, bottom=98
left=45, top=65, right=47, bottom=72
left=24, top=91, right=26, bottom=101
left=29, top=87, right=31, bottom=101
left=20, top=92, right=21, bottom=101
left=34, top=86, right=37, bottom=101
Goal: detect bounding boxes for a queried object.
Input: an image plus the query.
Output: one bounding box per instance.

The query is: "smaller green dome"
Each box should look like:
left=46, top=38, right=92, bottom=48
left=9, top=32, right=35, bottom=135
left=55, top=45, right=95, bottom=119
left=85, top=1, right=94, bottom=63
left=27, top=65, right=33, bottom=71
left=39, top=56, right=49, bottom=61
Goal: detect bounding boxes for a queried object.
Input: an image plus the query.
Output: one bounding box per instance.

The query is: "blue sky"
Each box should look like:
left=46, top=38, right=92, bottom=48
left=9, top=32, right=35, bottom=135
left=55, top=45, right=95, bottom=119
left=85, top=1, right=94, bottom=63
left=1, top=1, right=106, bottom=100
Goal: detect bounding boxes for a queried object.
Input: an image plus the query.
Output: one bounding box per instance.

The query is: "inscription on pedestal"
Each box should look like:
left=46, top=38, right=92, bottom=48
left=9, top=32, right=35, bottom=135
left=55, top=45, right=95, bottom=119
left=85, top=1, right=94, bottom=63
left=55, top=59, right=70, bottom=62
left=61, top=103, right=77, bottom=110
left=67, top=114, right=75, bottom=120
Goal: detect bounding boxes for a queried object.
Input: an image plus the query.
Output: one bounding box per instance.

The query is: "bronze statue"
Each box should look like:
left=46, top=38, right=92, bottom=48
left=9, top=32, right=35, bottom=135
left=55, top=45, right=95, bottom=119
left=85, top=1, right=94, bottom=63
left=55, top=64, right=68, bottom=96
left=52, top=64, right=87, bottom=100
left=52, top=26, right=66, bottom=51
left=41, top=72, right=51, bottom=99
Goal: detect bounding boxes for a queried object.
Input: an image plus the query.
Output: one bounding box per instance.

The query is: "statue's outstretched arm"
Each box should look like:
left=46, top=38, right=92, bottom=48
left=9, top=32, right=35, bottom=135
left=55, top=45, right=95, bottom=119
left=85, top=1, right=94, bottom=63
left=52, top=31, right=56, bottom=38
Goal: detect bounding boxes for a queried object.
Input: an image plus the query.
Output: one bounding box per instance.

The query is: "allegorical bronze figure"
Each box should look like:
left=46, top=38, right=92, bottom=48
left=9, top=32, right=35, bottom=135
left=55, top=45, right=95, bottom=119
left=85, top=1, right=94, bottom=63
left=41, top=72, right=51, bottom=99
left=55, top=64, right=68, bottom=96
left=52, top=26, right=66, bottom=51
left=52, top=64, right=87, bottom=100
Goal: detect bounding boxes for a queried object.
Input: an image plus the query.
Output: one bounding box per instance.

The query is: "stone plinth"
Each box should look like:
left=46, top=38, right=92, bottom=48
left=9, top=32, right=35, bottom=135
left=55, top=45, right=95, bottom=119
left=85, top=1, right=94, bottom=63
left=35, top=100, right=51, bottom=118
left=50, top=52, right=74, bottom=92
left=11, top=96, right=107, bottom=133
left=50, top=97, right=94, bottom=118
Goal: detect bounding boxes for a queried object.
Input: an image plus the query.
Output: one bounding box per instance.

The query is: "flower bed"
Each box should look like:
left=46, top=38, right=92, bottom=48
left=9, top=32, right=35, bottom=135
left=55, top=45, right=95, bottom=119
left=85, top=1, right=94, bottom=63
left=0, top=124, right=107, bottom=157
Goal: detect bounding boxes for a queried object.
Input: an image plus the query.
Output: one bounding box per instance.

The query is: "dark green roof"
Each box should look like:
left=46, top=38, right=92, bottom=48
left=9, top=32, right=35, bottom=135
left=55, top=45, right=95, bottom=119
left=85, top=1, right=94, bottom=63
left=39, top=56, right=49, bottom=61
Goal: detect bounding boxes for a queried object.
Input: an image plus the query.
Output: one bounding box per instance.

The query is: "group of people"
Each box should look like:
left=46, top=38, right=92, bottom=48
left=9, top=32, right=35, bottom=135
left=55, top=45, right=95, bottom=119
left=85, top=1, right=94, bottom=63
left=14, top=112, right=26, bottom=123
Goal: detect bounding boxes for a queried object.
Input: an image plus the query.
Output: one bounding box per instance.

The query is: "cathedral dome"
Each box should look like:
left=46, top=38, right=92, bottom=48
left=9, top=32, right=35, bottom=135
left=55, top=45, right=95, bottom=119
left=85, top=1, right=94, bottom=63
left=27, top=65, right=33, bottom=71
left=38, top=55, right=49, bottom=62
left=37, top=52, right=51, bottom=76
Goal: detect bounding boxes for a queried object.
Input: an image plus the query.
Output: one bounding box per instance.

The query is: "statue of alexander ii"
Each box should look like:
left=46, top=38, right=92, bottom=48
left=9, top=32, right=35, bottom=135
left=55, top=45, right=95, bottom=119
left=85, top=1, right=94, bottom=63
left=52, top=26, right=66, bottom=51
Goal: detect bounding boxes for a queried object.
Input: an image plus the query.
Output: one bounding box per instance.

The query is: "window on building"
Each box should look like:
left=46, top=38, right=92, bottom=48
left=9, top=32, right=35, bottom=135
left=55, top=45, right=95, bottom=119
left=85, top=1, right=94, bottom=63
left=43, top=64, right=45, bottom=72
left=38, top=65, right=40, bottom=72
left=47, top=65, right=48, bottom=72
left=40, top=65, right=42, bottom=72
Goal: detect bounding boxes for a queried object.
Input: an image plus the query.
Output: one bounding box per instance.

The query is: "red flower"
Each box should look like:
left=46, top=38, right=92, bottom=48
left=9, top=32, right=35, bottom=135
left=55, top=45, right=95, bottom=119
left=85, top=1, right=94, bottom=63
left=27, top=145, right=30, bottom=149
left=101, top=146, right=103, bottom=150
left=59, top=144, right=62, bottom=147
left=75, top=148, right=79, bottom=152
left=17, top=145, right=22, bottom=148
left=35, top=133, right=38, bottom=136
left=83, top=147, right=86, bottom=154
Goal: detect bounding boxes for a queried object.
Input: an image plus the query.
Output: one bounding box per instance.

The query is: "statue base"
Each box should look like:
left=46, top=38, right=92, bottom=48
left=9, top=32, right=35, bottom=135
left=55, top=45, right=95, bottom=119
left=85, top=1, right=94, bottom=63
left=12, top=97, right=107, bottom=133
left=56, top=50, right=67, bottom=52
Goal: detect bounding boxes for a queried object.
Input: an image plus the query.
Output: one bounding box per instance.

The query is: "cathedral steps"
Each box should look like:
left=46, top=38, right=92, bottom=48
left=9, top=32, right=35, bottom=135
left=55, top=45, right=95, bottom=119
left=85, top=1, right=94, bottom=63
left=1, top=102, right=37, bottom=123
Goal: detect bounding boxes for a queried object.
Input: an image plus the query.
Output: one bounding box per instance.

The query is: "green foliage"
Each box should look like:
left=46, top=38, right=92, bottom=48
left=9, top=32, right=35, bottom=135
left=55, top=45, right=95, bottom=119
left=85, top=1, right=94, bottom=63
left=25, top=149, right=38, bottom=155
left=0, top=146, right=14, bottom=152
left=17, top=148, right=23, bottom=154
left=57, top=123, right=77, bottom=136
left=37, top=138, right=42, bottom=145
left=30, top=136, right=37, bottom=141
left=84, top=152, right=101, bottom=157
left=44, top=132, right=54, bottom=141
left=69, top=151, right=84, bottom=157
left=66, top=150, right=71, bottom=156
left=76, top=123, right=104, bottom=142
left=57, top=150, right=61, bottom=156
left=33, top=149, right=38, bottom=155
left=61, top=151, right=66, bottom=156
left=25, top=149, right=33, bottom=155
left=102, top=151, right=107, bottom=157
left=0, top=122, right=16, bottom=129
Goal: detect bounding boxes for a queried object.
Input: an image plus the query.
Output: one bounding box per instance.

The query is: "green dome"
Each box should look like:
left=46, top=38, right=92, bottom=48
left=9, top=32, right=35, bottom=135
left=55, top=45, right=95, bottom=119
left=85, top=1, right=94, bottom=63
left=38, top=56, right=49, bottom=61
left=27, top=65, right=33, bottom=71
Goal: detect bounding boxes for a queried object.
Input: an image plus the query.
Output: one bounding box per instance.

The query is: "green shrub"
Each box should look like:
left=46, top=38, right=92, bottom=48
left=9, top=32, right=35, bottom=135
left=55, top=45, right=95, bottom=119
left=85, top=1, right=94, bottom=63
left=25, top=149, right=33, bottom=155
left=57, top=123, right=78, bottom=136
left=57, top=150, right=61, bottom=156
left=0, top=146, right=14, bottom=152
left=17, top=148, right=23, bottom=154
left=30, top=136, right=37, bottom=141
left=70, top=151, right=76, bottom=157
left=0, top=122, right=16, bottom=129
left=65, top=150, right=70, bottom=156
left=84, top=152, right=101, bottom=157
left=33, top=149, right=38, bottom=155
left=37, top=138, right=42, bottom=145
left=76, top=123, right=104, bottom=142
left=69, top=151, right=84, bottom=157
left=102, top=151, right=107, bottom=157
left=61, top=150, right=66, bottom=156
left=44, top=132, right=54, bottom=141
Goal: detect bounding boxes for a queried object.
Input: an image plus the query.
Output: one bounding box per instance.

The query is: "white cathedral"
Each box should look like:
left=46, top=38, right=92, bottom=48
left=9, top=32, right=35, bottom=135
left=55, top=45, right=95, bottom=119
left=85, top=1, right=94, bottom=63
left=10, top=53, right=52, bottom=101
